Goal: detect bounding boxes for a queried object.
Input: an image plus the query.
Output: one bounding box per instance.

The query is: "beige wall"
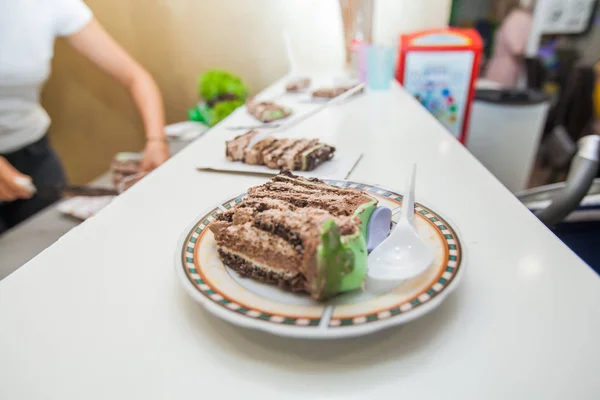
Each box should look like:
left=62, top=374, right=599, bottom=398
left=43, top=0, right=449, bottom=183
left=373, top=0, right=451, bottom=44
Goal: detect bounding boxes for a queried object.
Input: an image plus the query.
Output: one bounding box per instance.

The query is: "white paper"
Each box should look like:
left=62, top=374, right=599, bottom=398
left=197, top=150, right=362, bottom=180
left=57, top=196, right=115, bottom=221
left=164, top=121, right=208, bottom=140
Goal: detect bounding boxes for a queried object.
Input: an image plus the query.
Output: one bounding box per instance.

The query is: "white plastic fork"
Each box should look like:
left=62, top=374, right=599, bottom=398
left=366, top=164, right=435, bottom=292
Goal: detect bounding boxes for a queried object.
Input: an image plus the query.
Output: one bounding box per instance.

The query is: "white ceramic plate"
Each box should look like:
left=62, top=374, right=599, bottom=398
left=175, top=180, right=464, bottom=339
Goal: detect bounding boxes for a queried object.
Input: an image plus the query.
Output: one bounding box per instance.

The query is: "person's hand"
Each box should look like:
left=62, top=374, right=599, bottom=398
left=0, top=156, right=34, bottom=201
left=140, top=140, right=170, bottom=172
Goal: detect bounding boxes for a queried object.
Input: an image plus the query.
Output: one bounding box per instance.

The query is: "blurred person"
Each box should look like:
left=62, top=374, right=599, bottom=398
left=0, top=0, right=169, bottom=233
left=595, top=61, right=600, bottom=131
left=484, top=0, right=535, bottom=87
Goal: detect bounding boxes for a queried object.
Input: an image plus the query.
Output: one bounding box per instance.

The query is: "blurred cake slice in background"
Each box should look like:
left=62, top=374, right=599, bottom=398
left=285, top=78, right=311, bottom=92
left=225, top=131, right=335, bottom=171
left=246, top=98, right=292, bottom=123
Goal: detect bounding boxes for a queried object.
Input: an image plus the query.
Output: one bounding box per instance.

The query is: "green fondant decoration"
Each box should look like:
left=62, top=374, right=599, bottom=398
left=265, top=109, right=283, bottom=120
left=339, top=231, right=368, bottom=292
left=313, top=220, right=368, bottom=299
left=314, top=220, right=352, bottom=300
left=353, top=199, right=377, bottom=239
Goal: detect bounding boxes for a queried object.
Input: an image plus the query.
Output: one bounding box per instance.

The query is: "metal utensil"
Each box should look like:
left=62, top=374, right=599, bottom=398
left=38, top=185, right=118, bottom=198
left=226, top=124, right=281, bottom=131
left=13, top=177, right=118, bottom=199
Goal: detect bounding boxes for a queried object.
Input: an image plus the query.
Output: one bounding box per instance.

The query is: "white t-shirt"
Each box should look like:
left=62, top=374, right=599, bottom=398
left=0, top=0, right=93, bottom=154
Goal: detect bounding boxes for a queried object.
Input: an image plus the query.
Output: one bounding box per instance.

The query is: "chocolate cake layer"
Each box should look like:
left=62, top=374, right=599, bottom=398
left=237, top=197, right=297, bottom=212
left=263, top=139, right=298, bottom=170
left=253, top=207, right=359, bottom=251
left=226, top=131, right=258, bottom=161
left=212, top=223, right=303, bottom=273
left=231, top=197, right=296, bottom=224
left=286, top=139, right=319, bottom=170
left=302, top=144, right=335, bottom=170
left=218, top=249, right=306, bottom=291
left=244, top=137, right=278, bottom=165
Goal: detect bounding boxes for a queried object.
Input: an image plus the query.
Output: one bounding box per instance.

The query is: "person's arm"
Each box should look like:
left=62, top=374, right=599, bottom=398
left=0, top=158, right=33, bottom=201
left=65, top=18, right=169, bottom=171
left=503, top=10, right=533, bottom=57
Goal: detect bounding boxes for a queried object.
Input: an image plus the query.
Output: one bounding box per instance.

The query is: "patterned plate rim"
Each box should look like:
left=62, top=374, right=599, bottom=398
left=175, top=180, right=465, bottom=338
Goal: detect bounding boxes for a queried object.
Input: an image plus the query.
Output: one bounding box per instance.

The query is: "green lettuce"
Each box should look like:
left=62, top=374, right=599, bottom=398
left=197, top=70, right=248, bottom=102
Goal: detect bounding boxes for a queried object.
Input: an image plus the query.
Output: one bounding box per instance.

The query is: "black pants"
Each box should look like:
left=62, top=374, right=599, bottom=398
left=0, top=136, right=67, bottom=234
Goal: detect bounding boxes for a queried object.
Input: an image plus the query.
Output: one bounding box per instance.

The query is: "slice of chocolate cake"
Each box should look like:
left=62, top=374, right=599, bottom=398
left=111, top=152, right=142, bottom=189
left=312, top=84, right=365, bottom=99
left=209, top=172, right=378, bottom=300
left=285, top=78, right=311, bottom=92
left=246, top=98, right=292, bottom=123
left=225, top=131, right=335, bottom=171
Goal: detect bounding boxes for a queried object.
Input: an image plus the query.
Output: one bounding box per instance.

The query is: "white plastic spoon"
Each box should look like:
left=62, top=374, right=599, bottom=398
left=367, top=164, right=434, bottom=293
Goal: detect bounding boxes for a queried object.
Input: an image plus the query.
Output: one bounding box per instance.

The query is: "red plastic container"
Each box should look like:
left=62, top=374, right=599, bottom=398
left=396, top=29, right=483, bottom=144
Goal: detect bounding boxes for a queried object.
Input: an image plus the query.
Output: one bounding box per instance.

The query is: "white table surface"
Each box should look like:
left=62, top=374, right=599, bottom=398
left=1, top=80, right=599, bottom=400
